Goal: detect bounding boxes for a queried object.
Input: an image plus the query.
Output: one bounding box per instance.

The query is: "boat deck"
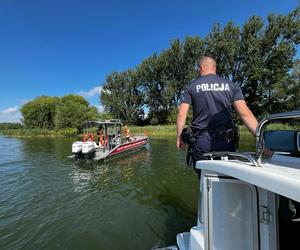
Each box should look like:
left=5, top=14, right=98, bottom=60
left=94, top=150, right=109, bottom=160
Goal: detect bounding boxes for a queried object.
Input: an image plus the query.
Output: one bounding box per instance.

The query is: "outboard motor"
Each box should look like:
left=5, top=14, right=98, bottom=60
left=72, top=141, right=83, bottom=159
left=82, top=141, right=97, bottom=159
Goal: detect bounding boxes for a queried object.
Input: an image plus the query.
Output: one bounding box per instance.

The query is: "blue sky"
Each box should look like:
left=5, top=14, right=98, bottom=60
left=0, top=0, right=298, bottom=122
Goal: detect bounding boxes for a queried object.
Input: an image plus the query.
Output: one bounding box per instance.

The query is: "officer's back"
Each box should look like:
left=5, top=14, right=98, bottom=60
left=183, top=73, right=244, bottom=131
left=176, top=56, right=258, bottom=169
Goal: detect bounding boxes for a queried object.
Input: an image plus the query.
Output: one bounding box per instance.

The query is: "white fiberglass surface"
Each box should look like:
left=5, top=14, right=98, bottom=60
left=198, top=159, right=300, bottom=202
left=208, top=177, right=258, bottom=250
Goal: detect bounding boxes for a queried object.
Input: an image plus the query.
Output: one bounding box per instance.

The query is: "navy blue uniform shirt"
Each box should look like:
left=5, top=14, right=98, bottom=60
left=181, top=74, right=244, bottom=131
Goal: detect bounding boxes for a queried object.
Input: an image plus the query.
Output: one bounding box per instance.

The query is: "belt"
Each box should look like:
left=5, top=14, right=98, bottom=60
left=193, top=126, right=234, bottom=138
left=189, top=124, right=237, bottom=146
left=196, top=130, right=224, bottom=138
left=196, top=130, right=211, bottom=136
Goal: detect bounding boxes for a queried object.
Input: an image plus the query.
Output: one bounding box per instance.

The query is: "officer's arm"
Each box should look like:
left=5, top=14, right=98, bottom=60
left=233, top=100, right=258, bottom=136
left=176, top=103, right=190, bottom=148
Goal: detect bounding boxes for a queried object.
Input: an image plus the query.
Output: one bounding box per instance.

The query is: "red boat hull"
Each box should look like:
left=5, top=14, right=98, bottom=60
left=109, top=137, right=148, bottom=157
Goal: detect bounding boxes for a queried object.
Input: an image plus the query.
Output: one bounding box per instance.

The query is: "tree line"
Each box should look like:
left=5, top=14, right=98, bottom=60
left=20, top=95, right=104, bottom=132
left=0, top=123, right=23, bottom=130
left=100, top=7, right=300, bottom=125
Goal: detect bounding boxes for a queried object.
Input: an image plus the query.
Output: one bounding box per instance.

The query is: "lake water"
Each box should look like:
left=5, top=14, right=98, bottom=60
left=0, top=135, right=255, bottom=250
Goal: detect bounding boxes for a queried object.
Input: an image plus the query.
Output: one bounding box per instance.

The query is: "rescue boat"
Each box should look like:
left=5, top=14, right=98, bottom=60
left=70, top=119, right=148, bottom=161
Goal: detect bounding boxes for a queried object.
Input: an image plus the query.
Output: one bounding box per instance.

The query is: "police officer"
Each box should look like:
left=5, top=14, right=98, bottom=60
left=176, top=56, right=258, bottom=170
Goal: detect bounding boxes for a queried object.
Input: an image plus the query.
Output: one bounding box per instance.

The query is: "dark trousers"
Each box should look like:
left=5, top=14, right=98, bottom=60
left=190, top=132, right=235, bottom=177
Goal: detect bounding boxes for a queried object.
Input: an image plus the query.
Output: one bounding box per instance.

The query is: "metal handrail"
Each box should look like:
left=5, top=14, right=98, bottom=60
left=203, top=151, right=260, bottom=167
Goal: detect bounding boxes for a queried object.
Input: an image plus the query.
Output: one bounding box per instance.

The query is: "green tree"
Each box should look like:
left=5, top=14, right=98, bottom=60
left=54, top=94, right=99, bottom=130
left=237, top=16, right=265, bottom=117
left=138, top=53, right=172, bottom=124
left=0, top=123, right=23, bottom=130
left=20, top=96, right=59, bottom=129
left=205, top=22, right=241, bottom=80
left=259, top=8, right=300, bottom=114
left=165, top=37, right=205, bottom=106
left=100, top=70, right=145, bottom=124
left=287, top=59, right=300, bottom=110
left=97, top=112, right=113, bottom=120
left=138, top=37, right=204, bottom=124
left=205, top=8, right=299, bottom=117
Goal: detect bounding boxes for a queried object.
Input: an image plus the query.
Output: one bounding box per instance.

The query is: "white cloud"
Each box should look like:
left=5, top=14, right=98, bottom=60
left=0, top=106, right=22, bottom=123
left=95, top=104, right=104, bottom=113
left=78, top=86, right=102, bottom=99
left=1, top=106, right=18, bottom=114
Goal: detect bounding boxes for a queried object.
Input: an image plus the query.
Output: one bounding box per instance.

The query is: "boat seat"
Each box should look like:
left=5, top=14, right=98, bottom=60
left=279, top=197, right=300, bottom=250
left=278, top=196, right=300, bottom=223
left=278, top=196, right=297, bottom=219
left=264, top=130, right=300, bottom=155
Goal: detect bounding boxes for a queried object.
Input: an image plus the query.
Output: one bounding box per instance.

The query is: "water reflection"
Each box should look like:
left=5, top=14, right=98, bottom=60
left=69, top=148, right=151, bottom=193
left=0, top=136, right=25, bottom=166
left=19, top=137, right=74, bottom=164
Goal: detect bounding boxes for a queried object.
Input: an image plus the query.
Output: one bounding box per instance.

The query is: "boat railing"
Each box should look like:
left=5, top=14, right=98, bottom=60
left=203, top=151, right=260, bottom=167
left=123, top=132, right=148, bottom=138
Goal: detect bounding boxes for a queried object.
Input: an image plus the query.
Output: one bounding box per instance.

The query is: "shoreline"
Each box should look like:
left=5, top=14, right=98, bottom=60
left=0, top=125, right=255, bottom=138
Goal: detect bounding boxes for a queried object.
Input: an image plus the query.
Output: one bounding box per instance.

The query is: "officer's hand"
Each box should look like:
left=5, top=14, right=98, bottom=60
left=263, top=148, right=273, bottom=158
left=176, top=137, right=185, bottom=149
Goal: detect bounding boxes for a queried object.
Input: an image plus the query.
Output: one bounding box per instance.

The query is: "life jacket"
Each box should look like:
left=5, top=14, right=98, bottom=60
left=99, top=133, right=104, bottom=145
left=84, top=132, right=94, bottom=141
left=125, top=128, right=130, bottom=137
left=83, top=134, right=88, bottom=142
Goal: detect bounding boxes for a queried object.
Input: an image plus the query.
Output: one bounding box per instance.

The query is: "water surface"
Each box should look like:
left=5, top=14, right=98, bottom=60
left=0, top=135, right=255, bottom=250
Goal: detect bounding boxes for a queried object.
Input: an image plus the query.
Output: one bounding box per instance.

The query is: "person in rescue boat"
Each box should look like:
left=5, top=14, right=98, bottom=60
left=124, top=125, right=130, bottom=141
left=97, top=126, right=104, bottom=146
left=176, top=56, right=258, bottom=171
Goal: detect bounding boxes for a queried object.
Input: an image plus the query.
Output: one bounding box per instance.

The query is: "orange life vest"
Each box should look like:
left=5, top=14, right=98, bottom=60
left=124, top=128, right=130, bottom=137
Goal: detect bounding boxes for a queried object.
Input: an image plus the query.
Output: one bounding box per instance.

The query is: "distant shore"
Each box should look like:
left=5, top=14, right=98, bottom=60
left=2, top=123, right=298, bottom=138
left=0, top=125, right=256, bottom=138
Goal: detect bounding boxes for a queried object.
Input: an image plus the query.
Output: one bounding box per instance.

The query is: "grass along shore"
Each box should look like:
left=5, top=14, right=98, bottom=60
left=0, top=125, right=254, bottom=138
left=0, top=126, right=178, bottom=138
left=0, top=128, right=78, bottom=138
left=2, top=123, right=299, bottom=138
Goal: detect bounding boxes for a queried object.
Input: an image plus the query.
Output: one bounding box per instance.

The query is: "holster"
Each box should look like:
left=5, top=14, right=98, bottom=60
left=181, top=127, right=196, bottom=145
left=214, top=124, right=239, bottom=148
left=233, top=124, right=240, bottom=149
left=181, top=127, right=197, bottom=168
left=182, top=124, right=240, bottom=168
